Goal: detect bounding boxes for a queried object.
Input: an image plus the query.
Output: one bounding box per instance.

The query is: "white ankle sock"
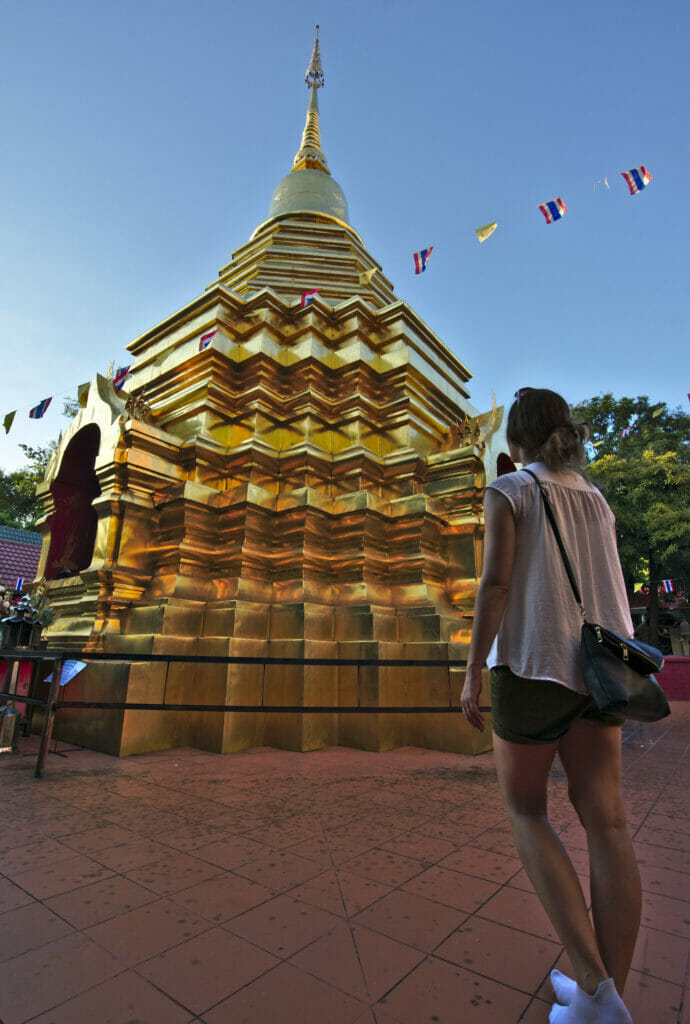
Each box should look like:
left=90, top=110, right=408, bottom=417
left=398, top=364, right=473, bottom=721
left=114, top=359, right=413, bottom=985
left=548, top=978, right=633, bottom=1023
left=551, top=969, right=578, bottom=1004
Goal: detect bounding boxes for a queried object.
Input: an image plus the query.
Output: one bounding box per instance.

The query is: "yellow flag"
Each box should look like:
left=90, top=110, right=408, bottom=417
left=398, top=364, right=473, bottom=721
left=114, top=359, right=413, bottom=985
left=77, top=382, right=90, bottom=407
left=3, top=410, right=15, bottom=434
left=592, top=439, right=606, bottom=447
left=651, top=405, right=664, bottom=417
left=633, top=582, right=645, bottom=592
left=475, top=222, right=498, bottom=243
left=359, top=268, right=377, bottom=285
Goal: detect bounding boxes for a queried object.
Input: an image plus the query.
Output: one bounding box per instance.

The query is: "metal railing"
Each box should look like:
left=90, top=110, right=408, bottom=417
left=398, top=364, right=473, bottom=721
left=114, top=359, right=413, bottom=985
left=1, top=648, right=486, bottom=778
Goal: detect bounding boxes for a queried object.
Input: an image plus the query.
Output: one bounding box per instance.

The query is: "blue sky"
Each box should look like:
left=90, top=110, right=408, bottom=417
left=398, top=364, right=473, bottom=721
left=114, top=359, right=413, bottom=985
left=0, top=0, right=687, bottom=470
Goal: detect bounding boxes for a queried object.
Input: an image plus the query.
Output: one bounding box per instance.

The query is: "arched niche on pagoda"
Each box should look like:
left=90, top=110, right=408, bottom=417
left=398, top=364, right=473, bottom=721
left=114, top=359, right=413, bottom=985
left=45, top=425, right=101, bottom=579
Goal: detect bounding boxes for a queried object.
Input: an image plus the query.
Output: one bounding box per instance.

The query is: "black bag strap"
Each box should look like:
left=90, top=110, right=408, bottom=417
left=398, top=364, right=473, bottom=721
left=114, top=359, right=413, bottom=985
left=521, top=468, right=587, bottom=619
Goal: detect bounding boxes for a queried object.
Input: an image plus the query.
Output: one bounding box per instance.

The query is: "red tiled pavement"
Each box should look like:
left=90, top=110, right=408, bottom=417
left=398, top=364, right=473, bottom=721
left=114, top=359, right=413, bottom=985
left=0, top=707, right=689, bottom=1023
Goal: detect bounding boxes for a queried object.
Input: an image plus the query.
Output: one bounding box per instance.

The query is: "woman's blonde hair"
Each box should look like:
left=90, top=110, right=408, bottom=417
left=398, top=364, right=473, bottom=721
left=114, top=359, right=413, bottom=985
left=507, top=388, right=588, bottom=471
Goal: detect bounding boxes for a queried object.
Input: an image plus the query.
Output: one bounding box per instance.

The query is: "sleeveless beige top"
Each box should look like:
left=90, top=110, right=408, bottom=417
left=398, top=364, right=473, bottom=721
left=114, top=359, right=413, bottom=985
left=486, top=462, right=633, bottom=693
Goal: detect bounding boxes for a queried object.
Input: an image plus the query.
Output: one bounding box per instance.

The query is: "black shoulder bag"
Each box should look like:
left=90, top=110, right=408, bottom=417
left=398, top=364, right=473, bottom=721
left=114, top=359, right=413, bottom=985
left=522, top=468, right=670, bottom=723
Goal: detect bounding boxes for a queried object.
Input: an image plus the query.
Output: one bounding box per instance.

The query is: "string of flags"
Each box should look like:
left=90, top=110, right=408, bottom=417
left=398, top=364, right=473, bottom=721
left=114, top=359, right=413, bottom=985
left=419, top=163, right=654, bottom=253
left=3, top=365, right=132, bottom=435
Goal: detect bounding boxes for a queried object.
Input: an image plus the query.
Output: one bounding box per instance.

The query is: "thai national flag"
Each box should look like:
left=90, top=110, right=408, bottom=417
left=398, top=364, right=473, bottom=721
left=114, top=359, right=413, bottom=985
left=29, top=397, right=52, bottom=419
left=620, top=425, right=632, bottom=437
left=661, top=579, right=675, bottom=594
left=15, top=577, right=23, bottom=591
left=113, top=366, right=131, bottom=392
left=300, top=288, right=322, bottom=308
left=413, top=247, right=433, bottom=274
left=538, top=198, right=568, bottom=224
left=621, top=166, right=652, bottom=195
left=199, top=330, right=217, bottom=352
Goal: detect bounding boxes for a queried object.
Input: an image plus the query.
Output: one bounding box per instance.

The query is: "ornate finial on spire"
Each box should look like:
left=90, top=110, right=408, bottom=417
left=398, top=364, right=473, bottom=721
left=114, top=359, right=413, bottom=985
left=292, top=27, right=329, bottom=173
left=305, top=25, right=324, bottom=88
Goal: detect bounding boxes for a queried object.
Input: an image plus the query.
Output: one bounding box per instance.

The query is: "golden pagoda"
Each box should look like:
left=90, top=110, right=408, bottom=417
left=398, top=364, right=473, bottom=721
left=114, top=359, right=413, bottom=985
left=35, top=30, right=505, bottom=756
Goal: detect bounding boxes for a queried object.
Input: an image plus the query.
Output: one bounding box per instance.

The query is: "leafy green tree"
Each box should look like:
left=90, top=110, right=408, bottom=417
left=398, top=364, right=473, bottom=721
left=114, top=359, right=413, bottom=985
left=571, top=394, right=690, bottom=645
left=0, top=443, right=56, bottom=530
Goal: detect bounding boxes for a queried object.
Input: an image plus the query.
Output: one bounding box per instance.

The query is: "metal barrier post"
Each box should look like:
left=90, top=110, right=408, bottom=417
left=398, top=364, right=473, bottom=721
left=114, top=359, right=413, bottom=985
left=35, top=656, right=63, bottom=779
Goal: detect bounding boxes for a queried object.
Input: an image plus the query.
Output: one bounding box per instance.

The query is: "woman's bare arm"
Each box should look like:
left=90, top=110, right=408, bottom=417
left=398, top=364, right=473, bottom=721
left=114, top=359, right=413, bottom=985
left=461, top=487, right=517, bottom=731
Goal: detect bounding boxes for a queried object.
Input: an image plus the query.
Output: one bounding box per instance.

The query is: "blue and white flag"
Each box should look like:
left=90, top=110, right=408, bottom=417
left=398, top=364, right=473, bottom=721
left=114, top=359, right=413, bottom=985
left=413, top=247, right=433, bottom=274
left=621, top=166, right=652, bottom=195
left=199, top=330, right=217, bottom=352
left=113, top=366, right=131, bottom=392
left=29, top=397, right=52, bottom=419
left=538, top=198, right=568, bottom=224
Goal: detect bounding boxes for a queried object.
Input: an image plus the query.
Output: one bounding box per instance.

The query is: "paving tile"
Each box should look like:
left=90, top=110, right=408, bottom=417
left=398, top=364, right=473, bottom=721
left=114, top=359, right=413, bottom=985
left=469, top=825, right=520, bottom=858
left=44, top=874, right=157, bottom=929
left=437, top=845, right=523, bottom=884
left=27, top=970, right=194, bottom=1024
left=378, top=954, right=531, bottom=1023
left=351, top=924, right=426, bottom=1000
left=85, top=897, right=211, bottom=964
left=638, top=858, right=690, bottom=900
left=631, top=924, right=690, bottom=985
left=516, top=998, right=551, bottom=1023
left=232, top=848, right=323, bottom=891
left=418, top=819, right=492, bottom=847
left=170, top=870, right=275, bottom=923
left=124, top=851, right=223, bottom=896
left=0, top=837, right=76, bottom=875
left=379, top=830, right=458, bottom=864
left=224, top=892, right=341, bottom=957
left=353, top=890, right=466, bottom=952
left=634, top=824, right=689, bottom=852
left=138, top=926, right=278, bottom=1014
left=149, top=821, right=234, bottom=852
left=59, top=823, right=135, bottom=854
left=0, top=931, right=123, bottom=1024
left=623, top=967, right=683, bottom=1023
left=189, top=834, right=270, bottom=871
left=285, top=833, right=372, bottom=865
left=634, top=840, right=690, bottom=875
left=202, top=961, right=366, bottom=1024
left=90, top=836, right=177, bottom=871
left=289, top=922, right=368, bottom=999
left=402, top=865, right=500, bottom=914
left=0, top=901, right=74, bottom=961
left=10, top=853, right=115, bottom=900
left=435, top=916, right=561, bottom=993
left=0, top=875, right=35, bottom=913
left=244, top=819, right=321, bottom=848
left=640, top=890, right=690, bottom=938
left=342, top=848, right=426, bottom=887
left=476, top=886, right=560, bottom=943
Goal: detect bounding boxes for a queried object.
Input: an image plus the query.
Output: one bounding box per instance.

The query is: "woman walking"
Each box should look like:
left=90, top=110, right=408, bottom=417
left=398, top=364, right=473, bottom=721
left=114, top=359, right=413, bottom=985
left=461, top=388, right=639, bottom=1023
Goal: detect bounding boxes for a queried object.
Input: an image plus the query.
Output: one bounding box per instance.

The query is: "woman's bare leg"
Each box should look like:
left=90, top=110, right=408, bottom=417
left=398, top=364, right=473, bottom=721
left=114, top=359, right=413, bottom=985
left=558, top=718, right=641, bottom=994
left=493, top=734, right=608, bottom=995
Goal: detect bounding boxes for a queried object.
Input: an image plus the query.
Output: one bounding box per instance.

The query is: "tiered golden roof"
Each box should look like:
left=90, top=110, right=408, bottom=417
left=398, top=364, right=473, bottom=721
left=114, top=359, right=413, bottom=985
left=35, top=30, right=504, bottom=757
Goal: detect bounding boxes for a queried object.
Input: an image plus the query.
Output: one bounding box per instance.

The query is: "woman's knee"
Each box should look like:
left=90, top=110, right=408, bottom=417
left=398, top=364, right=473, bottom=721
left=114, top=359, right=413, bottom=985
left=568, top=784, right=628, bottom=833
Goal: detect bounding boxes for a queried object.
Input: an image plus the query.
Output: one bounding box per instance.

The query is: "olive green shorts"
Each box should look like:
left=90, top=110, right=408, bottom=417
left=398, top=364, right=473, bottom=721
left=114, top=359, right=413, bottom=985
left=490, top=665, right=625, bottom=745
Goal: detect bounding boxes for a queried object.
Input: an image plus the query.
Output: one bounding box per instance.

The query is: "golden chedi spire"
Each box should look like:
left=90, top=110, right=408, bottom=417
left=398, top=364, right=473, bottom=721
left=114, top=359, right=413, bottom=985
left=267, top=26, right=349, bottom=226
left=293, top=27, right=329, bottom=173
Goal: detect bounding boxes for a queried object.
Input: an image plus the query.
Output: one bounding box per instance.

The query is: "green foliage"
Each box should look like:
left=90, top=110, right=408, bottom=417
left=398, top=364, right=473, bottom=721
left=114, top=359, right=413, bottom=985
left=571, top=394, right=690, bottom=645
left=0, top=442, right=56, bottom=530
